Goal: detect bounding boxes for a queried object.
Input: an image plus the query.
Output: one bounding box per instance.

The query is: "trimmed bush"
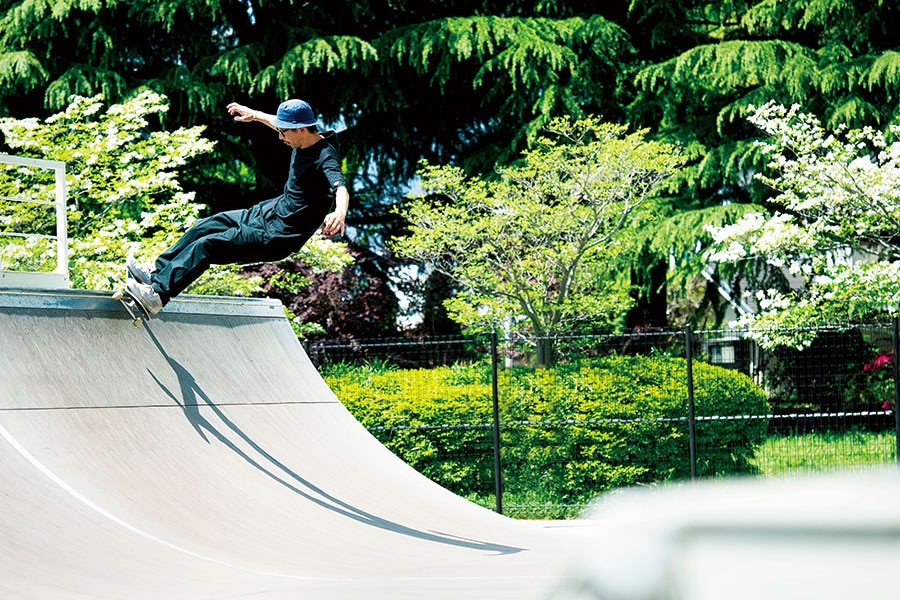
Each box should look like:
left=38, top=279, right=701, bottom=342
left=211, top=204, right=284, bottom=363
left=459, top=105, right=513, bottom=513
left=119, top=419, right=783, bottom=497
left=324, top=362, right=496, bottom=495
left=323, top=356, right=769, bottom=503
left=499, top=356, right=770, bottom=505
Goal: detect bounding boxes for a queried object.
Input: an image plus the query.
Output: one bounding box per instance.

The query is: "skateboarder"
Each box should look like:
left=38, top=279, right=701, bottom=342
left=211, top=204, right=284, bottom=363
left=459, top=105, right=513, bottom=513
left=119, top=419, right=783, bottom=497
left=125, top=98, right=350, bottom=315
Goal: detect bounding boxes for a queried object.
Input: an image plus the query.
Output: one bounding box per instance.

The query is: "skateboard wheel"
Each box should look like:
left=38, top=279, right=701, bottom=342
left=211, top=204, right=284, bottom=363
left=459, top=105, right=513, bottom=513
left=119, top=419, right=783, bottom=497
left=112, top=290, right=124, bottom=301
left=132, top=317, right=142, bottom=327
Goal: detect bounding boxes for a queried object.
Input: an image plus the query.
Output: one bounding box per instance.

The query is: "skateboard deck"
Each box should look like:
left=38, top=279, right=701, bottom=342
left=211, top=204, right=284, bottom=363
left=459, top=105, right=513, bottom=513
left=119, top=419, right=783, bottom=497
left=112, top=285, right=151, bottom=327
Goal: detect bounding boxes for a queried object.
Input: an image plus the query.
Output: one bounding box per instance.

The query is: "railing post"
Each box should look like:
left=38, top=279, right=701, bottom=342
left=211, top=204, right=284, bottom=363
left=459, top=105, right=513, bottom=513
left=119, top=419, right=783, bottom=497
left=490, top=332, right=503, bottom=514
left=54, top=161, right=68, bottom=278
left=893, top=317, right=900, bottom=465
left=685, top=324, right=697, bottom=480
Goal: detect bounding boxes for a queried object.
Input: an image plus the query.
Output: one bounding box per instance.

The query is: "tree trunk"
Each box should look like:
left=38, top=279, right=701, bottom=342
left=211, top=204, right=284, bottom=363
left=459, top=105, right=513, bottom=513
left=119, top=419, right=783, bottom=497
left=626, top=260, right=668, bottom=329
left=535, top=336, right=556, bottom=367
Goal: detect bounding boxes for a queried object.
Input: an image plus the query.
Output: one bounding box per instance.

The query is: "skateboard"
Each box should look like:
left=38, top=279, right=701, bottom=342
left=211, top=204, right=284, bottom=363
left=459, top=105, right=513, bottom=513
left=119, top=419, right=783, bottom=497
left=112, top=280, right=151, bottom=327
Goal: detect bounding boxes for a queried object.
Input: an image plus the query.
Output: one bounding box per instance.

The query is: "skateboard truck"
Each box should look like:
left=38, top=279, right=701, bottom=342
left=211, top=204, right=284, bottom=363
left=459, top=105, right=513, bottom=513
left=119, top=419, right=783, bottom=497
left=113, top=289, right=151, bottom=327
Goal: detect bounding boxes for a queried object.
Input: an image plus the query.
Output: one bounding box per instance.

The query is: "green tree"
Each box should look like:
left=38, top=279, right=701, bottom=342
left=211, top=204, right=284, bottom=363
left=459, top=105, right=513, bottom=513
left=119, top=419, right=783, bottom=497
left=707, top=102, right=900, bottom=348
left=631, top=0, right=900, bottom=202
left=12, top=0, right=894, bottom=332
left=392, top=116, right=683, bottom=364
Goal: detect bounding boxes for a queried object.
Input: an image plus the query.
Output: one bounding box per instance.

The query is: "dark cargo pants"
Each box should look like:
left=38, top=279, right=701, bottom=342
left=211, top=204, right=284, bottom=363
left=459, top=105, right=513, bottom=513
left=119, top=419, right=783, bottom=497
left=151, top=208, right=309, bottom=304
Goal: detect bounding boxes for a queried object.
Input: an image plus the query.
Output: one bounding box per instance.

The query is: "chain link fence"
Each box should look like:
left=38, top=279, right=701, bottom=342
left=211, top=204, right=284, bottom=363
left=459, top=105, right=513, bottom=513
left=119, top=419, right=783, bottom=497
left=305, top=323, right=900, bottom=518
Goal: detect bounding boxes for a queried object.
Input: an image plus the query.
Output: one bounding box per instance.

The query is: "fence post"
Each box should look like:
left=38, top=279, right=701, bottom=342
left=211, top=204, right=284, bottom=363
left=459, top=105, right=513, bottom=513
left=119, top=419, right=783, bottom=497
left=893, top=318, right=900, bottom=465
left=685, top=324, right=697, bottom=480
left=490, top=332, right=504, bottom=513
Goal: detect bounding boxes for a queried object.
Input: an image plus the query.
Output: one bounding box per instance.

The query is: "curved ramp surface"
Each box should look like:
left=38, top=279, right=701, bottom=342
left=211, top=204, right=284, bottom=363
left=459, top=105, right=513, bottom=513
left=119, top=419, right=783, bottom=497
left=0, top=289, right=587, bottom=599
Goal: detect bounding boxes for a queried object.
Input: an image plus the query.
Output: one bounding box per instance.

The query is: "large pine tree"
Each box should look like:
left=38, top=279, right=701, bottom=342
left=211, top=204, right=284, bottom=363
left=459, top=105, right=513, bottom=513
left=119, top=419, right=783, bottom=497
left=0, top=1, right=633, bottom=229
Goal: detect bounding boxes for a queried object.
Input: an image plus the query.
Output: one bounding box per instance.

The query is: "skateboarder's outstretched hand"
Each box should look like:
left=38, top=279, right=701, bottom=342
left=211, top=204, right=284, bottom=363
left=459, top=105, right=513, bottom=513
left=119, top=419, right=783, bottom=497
left=227, top=103, right=276, bottom=128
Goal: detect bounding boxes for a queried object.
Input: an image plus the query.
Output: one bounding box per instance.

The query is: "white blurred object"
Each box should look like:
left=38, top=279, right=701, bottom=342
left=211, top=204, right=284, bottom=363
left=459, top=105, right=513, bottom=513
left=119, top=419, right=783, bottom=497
left=550, top=469, right=900, bottom=600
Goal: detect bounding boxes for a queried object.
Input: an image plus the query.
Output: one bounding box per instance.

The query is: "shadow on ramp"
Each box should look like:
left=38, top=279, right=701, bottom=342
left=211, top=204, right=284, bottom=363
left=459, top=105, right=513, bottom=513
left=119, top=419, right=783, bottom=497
left=144, top=325, right=523, bottom=554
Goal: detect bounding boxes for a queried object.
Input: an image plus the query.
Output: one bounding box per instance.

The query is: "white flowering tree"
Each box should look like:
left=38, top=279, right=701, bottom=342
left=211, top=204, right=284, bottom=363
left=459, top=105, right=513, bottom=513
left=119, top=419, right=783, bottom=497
left=706, top=101, right=900, bottom=348
left=0, top=92, right=350, bottom=309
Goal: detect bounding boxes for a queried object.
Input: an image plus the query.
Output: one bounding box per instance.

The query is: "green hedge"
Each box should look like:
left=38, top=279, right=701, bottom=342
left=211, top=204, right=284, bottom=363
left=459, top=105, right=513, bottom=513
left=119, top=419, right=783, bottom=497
left=499, top=356, right=770, bottom=505
left=324, top=362, right=497, bottom=495
left=323, top=356, right=769, bottom=504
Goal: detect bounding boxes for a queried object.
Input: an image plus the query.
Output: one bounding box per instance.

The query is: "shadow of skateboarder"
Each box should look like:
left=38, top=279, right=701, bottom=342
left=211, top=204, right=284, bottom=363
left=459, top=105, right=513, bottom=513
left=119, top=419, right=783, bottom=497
left=141, top=325, right=525, bottom=555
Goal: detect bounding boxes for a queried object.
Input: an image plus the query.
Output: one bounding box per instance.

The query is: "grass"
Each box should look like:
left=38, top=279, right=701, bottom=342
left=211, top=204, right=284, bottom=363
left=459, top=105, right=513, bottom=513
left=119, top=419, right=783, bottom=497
left=751, top=430, right=896, bottom=475
left=464, top=490, right=585, bottom=520
left=470, top=430, right=900, bottom=519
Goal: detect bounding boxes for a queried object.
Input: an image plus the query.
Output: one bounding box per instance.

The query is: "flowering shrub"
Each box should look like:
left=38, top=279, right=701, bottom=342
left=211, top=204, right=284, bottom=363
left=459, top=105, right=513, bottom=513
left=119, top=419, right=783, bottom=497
left=0, top=92, right=219, bottom=289
left=707, top=102, right=900, bottom=349
left=863, top=351, right=896, bottom=409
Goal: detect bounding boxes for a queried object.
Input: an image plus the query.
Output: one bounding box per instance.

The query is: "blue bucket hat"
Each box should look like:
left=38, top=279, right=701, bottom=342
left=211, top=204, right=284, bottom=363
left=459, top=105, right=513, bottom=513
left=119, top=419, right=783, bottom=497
left=271, top=99, right=317, bottom=129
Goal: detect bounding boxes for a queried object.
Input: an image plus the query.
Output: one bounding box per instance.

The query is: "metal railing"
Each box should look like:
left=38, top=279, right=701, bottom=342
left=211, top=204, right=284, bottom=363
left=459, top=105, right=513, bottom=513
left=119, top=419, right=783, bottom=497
left=0, top=154, right=69, bottom=288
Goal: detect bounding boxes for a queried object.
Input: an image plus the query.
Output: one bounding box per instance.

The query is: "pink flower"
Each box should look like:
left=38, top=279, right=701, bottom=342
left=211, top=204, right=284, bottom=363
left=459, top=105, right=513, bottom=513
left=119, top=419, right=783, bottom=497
left=865, top=352, right=894, bottom=374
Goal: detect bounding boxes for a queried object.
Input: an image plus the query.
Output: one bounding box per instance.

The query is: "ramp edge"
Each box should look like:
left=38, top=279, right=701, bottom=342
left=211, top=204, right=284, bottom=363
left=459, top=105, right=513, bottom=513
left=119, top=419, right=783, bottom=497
left=0, top=287, right=284, bottom=318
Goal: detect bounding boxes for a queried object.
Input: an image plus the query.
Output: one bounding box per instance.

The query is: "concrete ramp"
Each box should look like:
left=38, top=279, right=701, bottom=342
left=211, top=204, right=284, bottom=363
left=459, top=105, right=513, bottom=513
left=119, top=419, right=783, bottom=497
left=0, top=289, right=588, bottom=599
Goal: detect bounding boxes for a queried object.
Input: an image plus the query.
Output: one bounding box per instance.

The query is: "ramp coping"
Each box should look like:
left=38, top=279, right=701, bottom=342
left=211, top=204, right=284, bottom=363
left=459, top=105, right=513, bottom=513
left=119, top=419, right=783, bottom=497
left=0, top=287, right=284, bottom=318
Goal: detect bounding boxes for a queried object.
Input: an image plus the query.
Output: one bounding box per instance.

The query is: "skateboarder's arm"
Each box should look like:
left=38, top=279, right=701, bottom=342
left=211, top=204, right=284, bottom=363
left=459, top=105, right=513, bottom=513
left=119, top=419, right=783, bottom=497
left=226, top=102, right=277, bottom=131
left=322, top=186, right=350, bottom=237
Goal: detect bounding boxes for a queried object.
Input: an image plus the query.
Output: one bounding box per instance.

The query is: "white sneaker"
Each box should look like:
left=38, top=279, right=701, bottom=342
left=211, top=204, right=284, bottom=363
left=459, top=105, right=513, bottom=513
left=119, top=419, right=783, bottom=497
left=125, top=278, right=163, bottom=316
left=126, top=257, right=155, bottom=285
